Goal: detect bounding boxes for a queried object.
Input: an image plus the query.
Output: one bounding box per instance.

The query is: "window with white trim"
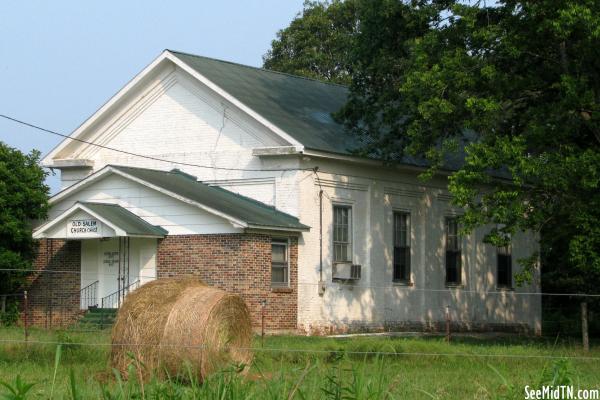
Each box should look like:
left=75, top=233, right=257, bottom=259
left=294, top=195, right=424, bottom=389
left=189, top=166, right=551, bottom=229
left=497, top=244, right=512, bottom=288
left=271, top=239, right=289, bottom=287
left=393, top=211, right=411, bottom=282
left=333, top=205, right=352, bottom=263
left=445, top=217, right=462, bottom=285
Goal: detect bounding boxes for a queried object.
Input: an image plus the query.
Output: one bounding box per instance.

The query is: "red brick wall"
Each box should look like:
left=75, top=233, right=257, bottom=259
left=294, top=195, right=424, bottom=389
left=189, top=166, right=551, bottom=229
left=27, top=239, right=81, bottom=328
left=156, top=233, right=298, bottom=331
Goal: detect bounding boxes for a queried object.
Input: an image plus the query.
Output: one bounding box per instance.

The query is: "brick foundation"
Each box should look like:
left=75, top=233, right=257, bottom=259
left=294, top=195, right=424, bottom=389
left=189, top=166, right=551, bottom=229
left=156, top=233, right=298, bottom=331
left=27, top=239, right=82, bottom=328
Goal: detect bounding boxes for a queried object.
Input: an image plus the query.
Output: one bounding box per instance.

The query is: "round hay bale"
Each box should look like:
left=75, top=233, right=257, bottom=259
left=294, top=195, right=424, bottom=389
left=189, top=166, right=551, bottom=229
left=110, top=277, right=253, bottom=381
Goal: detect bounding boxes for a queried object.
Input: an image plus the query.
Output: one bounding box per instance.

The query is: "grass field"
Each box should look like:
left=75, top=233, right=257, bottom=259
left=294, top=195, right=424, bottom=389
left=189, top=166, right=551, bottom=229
left=0, top=327, right=598, bottom=399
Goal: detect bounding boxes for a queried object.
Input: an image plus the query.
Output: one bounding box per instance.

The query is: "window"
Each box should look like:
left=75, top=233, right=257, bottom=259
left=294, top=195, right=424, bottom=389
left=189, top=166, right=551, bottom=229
left=333, top=205, right=352, bottom=263
left=445, top=217, right=461, bottom=285
left=393, top=212, right=411, bottom=282
left=271, top=239, right=289, bottom=287
left=497, top=245, right=512, bottom=288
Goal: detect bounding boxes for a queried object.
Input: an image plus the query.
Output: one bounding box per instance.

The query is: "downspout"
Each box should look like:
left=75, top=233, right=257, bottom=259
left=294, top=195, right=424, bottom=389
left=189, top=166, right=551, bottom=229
left=315, top=167, right=325, bottom=296
left=319, top=187, right=323, bottom=283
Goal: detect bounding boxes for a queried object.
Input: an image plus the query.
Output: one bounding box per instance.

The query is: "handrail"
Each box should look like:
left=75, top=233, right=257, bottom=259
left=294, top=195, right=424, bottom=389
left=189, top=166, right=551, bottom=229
left=81, top=280, right=100, bottom=293
left=101, top=279, right=140, bottom=309
left=58, top=279, right=99, bottom=327
left=80, top=280, right=99, bottom=310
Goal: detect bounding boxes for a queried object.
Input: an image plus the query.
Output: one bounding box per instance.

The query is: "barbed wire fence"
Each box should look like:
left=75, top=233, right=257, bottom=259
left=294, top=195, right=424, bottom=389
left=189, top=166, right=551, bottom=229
left=1, top=268, right=598, bottom=361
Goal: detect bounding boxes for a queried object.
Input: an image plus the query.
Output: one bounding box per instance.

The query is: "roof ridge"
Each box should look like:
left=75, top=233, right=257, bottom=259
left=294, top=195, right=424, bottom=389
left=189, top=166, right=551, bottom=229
left=166, top=49, right=349, bottom=89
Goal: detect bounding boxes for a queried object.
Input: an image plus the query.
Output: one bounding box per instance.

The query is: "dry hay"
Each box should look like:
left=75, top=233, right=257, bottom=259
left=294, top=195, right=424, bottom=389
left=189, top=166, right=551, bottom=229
left=110, top=277, right=253, bottom=381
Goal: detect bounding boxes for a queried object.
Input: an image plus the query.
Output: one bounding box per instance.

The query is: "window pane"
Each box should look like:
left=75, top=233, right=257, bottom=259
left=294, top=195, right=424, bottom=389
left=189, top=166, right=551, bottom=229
left=272, top=244, right=286, bottom=263
left=497, top=247, right=512, bottom=287
left=393, top=246, right=410, bottom=281
left=446, top=218, right=459, bottom=251
left=271, top=240, right=289, bottom=286
left=446, top=250, right=461, bottom=284
left=271, top=267, right=285, bottom=284
left=333, top=206, right=352, bottom=263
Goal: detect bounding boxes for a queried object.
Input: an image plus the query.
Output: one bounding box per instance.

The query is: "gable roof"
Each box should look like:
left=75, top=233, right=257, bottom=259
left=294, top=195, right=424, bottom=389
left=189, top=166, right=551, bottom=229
left=169, top=50, right=356, bottom=156
left=51, top=165, right=310, bottom=232
left=41, top=49, right=434, bottom=170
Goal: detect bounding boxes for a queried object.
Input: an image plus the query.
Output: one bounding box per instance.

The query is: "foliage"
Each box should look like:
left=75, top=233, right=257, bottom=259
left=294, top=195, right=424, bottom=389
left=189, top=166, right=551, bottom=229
left=265, top=1, right=600, bottom=287
left=0, top=142, right=49, bottom=296
left=0, top=376, right=35, bottom=400
left=339, top=0, right=600, bottom=285
left=263, top=0, right=358, bottom=85
left=0, top=328, right=599, bottom=399
left=0, top=301, right=19, bottom=327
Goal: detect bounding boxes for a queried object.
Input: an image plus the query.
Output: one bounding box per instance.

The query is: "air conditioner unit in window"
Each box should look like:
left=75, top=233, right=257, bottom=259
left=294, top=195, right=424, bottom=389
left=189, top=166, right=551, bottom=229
left=333, top=263, right=361, bottom=281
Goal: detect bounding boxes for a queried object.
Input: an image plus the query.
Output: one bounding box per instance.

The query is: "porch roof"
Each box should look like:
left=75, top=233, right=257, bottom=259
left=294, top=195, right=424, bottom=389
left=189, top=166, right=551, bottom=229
left=79, top=202, right=169, bottom=237
left=107, top=166, right=310, bottom=232
left=33, top=201, right=168, bottom=239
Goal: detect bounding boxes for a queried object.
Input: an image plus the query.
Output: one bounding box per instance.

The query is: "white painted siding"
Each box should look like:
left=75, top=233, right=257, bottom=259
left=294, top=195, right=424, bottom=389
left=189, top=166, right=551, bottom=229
left=58, top=66, right=301, bottom=216
left=296, top=157, right=541, bottom=334
left=51, top=174, right=243, bottom=235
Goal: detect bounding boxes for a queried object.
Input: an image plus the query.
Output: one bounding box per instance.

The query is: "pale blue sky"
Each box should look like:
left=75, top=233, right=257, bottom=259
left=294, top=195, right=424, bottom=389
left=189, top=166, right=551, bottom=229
left=0, top=0, right=303, bottom=193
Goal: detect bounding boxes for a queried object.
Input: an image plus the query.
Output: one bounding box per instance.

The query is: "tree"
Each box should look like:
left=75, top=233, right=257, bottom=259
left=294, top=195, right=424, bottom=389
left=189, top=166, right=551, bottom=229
left=265, top=0, right=600, bottom=294
left=263, top=0, right=358, bottom=85
left=337, top=0, right=600, bottom=289
left=0, top=142, right=49, bottom=303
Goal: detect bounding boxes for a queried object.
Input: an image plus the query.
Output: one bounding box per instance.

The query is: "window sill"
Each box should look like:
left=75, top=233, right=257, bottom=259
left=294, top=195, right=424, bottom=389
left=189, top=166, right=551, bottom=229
left=392, top=280, right=414, bottom=287
left=271, top=287, right=293, bottom=293
left=445, top=283, right=464, bottom=289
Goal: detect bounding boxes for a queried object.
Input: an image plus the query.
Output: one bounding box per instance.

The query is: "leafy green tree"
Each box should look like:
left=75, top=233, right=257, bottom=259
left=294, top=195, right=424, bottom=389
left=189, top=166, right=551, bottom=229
left=263, top=0, right=358, bottom=85
left=337, top=0, right=600, bottom=288
left=0, top=142, right=49, bottom=299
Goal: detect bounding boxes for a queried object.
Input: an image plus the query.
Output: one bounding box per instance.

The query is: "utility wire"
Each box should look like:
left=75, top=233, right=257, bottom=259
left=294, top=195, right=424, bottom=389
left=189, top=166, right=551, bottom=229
left=1, top=114, right=457, bottom=192
left=0, top=114, right=313, bottom=173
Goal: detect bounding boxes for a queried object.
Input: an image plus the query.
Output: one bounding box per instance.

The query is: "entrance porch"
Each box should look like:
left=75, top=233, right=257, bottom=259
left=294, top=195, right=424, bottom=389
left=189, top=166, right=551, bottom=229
left=31, top=201, right=167, bottom=322
left=80, top=236, right=158, bottom=309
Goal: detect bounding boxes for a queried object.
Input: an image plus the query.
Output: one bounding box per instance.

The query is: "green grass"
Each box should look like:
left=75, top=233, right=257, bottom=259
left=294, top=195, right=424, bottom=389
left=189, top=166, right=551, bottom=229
left=0, top=327, right=599, bottom=399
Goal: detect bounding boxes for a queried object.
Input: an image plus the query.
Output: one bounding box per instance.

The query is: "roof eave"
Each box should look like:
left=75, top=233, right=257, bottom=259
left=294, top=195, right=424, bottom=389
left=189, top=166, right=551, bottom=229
left=246, top=224, right=310, bottom=233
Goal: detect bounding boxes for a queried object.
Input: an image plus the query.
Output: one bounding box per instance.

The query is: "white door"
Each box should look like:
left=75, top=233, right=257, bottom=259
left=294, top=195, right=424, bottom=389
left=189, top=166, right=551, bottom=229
left=99, top=238, right=120, bottom=307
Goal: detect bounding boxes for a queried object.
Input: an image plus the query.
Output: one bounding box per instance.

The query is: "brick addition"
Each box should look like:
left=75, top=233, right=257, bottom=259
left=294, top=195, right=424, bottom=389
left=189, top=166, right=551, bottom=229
left=26, top=234, right=299, bottom=331
left=156, top=233, right=298, bottom=331
left=27, top=239, right=82, bottom=328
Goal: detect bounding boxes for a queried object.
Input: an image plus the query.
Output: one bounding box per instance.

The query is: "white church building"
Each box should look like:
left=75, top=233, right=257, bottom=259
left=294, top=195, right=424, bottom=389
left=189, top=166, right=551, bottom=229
left=28, top=50, right=541, bottom=334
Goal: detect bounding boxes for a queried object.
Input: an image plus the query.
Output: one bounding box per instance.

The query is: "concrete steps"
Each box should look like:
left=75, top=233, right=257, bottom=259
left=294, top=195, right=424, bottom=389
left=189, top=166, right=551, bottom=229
left=77, top=307, right=117, bottom=329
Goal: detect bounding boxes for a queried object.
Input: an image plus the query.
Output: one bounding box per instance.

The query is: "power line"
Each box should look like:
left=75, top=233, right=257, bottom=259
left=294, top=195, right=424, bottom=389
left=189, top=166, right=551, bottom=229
left=0, top=114, right=313, bottom=173
left=1, top=114, right=472, bottom=193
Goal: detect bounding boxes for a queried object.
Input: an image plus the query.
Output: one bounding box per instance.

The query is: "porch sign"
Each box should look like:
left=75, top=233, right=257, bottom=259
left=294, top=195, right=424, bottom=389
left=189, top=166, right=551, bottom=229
left=66, top=218, right=101, bottom=238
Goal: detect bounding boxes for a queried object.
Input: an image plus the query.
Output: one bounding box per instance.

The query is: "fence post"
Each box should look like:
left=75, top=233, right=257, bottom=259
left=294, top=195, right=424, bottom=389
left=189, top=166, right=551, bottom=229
left=445, top=305, right=451, bottom=343
left=260, top=299, right=267, bottom=348
left=23, top=290, right=29, bottom=344
left=581, top=301, right=589, bottom=352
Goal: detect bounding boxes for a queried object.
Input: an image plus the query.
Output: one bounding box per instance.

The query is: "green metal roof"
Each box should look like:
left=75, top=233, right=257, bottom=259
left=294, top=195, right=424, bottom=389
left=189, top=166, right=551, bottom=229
left=79, top=202, right=168, bottom=237
left=111, top=166, right=310, bottom=231
left=169, top=50, right=356, bottom=155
